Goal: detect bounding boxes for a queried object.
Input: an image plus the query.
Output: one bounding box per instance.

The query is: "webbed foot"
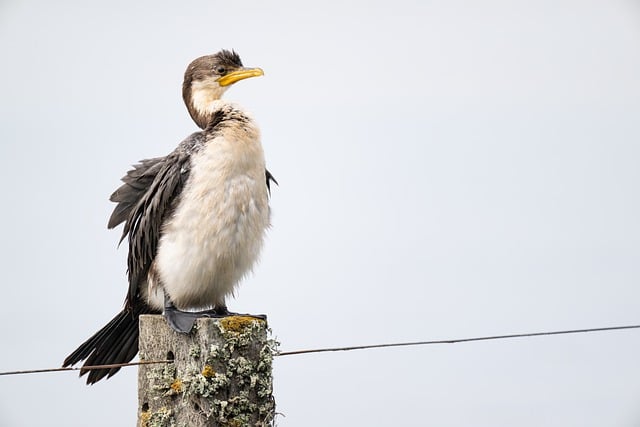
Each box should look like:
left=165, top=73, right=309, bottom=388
left=163, top=305, right=200, bottom=334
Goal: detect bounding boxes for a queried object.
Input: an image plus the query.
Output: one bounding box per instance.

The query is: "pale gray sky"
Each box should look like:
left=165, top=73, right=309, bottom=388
left=1, top=1, right=639, bottom=426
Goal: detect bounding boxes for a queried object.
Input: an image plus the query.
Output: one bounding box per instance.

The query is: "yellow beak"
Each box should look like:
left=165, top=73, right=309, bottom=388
left=217, top=67, right=264, bottom=87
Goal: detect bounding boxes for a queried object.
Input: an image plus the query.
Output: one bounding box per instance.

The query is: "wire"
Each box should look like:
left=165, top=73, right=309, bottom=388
left=0, top=360, right=172, bottom=377
left=277, top=324, right=640, bottom=356
left=1, top=324, right=639, bottom=377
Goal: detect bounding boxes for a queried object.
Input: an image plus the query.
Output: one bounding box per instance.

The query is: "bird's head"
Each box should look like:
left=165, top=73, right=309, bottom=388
left=182, top=50, right=264, bottom=129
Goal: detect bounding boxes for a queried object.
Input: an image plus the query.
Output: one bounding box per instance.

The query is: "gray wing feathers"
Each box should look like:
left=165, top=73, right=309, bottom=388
left=123, top=152, right=191, bottom=307
left=108, top=157, right=166, bottom=233
left=107, top=151, right=191, bottom=308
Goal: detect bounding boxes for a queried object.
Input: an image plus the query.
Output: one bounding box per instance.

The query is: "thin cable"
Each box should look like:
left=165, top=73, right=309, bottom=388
left=0, top=360, right=172, bottom=377
left=1, top=324, right=639, bottom=377
left=276, top=324, right=640, bottom=356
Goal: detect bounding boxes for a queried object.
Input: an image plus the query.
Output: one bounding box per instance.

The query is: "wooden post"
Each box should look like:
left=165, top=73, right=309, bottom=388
left=137, top=315, right=276, bottom=427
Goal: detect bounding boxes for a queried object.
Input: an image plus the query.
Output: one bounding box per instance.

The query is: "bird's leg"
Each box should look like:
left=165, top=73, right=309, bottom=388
left=163, top=294, right=199, bottom=334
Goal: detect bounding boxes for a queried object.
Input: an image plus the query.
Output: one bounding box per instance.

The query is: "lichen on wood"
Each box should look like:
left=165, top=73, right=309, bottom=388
left=137, top=315, right=277, bottom=427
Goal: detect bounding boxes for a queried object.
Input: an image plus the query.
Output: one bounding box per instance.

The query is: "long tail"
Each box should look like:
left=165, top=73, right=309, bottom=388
left=63, top=302, right=156, bottom=384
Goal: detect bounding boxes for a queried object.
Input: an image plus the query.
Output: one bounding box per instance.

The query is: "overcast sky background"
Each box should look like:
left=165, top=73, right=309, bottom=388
left=1, top=0, right=639, bottom=426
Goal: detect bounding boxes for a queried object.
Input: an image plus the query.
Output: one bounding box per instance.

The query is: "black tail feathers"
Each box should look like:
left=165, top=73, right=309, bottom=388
left=63, top=302, right=156, bottom=384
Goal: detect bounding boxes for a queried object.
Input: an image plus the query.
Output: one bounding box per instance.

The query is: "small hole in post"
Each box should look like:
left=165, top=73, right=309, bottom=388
left=142, top=403, right=149, bottom=412
left=194, top=402, right=201, bottom=411
left=167, top=351, right=175, bottom=361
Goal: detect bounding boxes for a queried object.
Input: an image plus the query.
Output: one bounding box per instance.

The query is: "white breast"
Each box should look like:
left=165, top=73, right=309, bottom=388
left=153, top=113, right=270, bottom=310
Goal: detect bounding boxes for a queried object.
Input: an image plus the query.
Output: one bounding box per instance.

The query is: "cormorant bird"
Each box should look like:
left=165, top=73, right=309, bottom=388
left=63, top=50, right=275, bottom=384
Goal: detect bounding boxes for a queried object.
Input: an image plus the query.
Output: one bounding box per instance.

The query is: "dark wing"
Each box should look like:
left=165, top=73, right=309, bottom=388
left=266, top=169, right=278, bottom=194
left=109, top=150, right=192, bottom=308
left=62, top=141, right=197, bottom=383
left=108, top=157, right=165, bottom=232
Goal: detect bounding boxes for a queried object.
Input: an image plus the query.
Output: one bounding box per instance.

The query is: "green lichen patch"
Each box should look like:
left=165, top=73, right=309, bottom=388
left=182, top=368, right=230, bottom=398
left=147, top=406, right=175, bottom=427
left=228, top=356, right=253, bottom=378
left=189, top=345, right=201, bottom=359
left=258, top=338, right=278, bottom=373
left=147, top=363, right=181, bottom=396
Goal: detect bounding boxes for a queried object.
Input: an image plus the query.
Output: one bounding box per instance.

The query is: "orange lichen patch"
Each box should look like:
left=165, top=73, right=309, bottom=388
left=139, top=410, right=151, bottom=427
left=220, top=316, right=263, bottom=333
left=202, top=364, right=216, bottom=378
left=170, top=379, right=183, bottom=393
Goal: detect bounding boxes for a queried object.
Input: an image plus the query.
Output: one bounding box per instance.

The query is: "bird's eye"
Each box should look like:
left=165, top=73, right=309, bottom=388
left=215, top=66, right=226, bottom=74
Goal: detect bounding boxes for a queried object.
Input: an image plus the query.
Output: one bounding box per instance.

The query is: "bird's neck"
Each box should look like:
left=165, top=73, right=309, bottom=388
left=188, top=99, right=227, bottom=130
left=184, top=82, right=227, bottom=129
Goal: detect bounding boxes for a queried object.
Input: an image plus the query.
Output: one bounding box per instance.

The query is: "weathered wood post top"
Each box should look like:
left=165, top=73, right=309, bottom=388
left=137, top=315, right=276, bottom=427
